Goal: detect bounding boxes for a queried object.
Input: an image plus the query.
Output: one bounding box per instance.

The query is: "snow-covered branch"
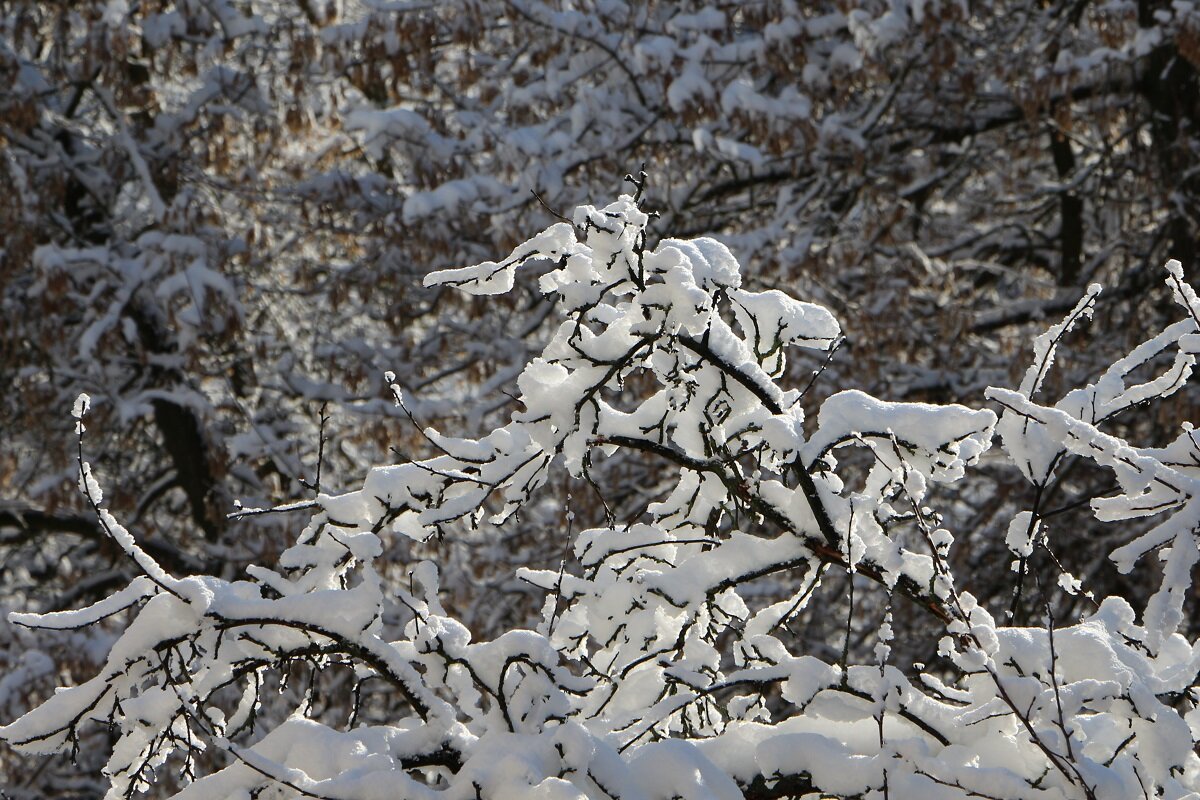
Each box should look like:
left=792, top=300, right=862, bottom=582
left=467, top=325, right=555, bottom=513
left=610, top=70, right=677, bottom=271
left=7, top=193, right=1200, bottom=799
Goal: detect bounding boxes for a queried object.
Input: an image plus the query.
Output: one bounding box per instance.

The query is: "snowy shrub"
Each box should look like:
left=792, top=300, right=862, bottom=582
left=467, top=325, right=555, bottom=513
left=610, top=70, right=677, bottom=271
left=4, top=192, right=1200, bottom=800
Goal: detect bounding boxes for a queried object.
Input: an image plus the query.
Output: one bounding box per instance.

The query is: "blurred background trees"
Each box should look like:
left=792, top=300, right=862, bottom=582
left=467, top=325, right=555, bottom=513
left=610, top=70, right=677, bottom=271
left=3, top=1, right=1200, bottom=794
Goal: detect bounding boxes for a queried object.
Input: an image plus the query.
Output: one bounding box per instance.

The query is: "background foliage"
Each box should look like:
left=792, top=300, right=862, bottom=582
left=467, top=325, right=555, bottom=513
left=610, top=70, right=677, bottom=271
left=3, top=1, right=1200, bottom=796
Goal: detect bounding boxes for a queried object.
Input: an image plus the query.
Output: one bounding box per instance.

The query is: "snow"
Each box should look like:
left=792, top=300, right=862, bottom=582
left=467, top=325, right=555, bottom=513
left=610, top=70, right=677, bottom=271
left=9, top=195, right=1200, bottom=800
left=9, top=577, right=156, bottom=631
left=425, top=223, right=578, bottom=296
left=804, top=389, right=996, bottom=481
left=73, top=392, right=91, bottom=434
left=1005, top=511, right=1038, bottom=558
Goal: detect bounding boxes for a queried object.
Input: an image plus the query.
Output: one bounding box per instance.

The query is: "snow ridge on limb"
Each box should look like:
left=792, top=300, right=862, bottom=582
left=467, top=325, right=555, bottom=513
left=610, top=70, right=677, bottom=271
left=423, top=222, right=581, bottom=295
left=7, top=205, right=1200, bottom=800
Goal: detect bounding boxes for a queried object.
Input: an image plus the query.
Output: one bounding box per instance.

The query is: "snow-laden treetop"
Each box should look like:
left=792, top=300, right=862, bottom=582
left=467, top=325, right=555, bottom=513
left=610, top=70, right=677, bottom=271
left=5, top=194, right=1200, bottom=800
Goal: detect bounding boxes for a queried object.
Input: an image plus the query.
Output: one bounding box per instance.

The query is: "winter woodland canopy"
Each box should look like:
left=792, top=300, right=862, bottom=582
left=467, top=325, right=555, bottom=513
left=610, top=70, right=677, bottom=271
left=4, top=1, right=1200, bottom=799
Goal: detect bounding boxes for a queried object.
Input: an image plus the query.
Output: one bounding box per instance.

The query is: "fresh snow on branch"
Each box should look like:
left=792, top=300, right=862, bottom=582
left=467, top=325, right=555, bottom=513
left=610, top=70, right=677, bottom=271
left=5, top=195, right=1200, bottom=800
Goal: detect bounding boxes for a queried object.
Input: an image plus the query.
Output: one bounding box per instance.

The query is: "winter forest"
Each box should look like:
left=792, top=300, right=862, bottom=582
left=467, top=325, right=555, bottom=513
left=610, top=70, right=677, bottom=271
left=6, top=1, right=1200, bottom=798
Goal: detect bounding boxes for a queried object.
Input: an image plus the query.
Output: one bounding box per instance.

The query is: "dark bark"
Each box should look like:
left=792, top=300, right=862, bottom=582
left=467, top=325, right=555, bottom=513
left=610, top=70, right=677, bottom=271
left=1139, top=0, right=1200, bottom=279
left=128, top=302, right=225, bottom=542
left=741, top=773, right=820, bottom=800
left=1050, top=126, right=1083, bottom=286
left=0, top=508, right=209, bottom=575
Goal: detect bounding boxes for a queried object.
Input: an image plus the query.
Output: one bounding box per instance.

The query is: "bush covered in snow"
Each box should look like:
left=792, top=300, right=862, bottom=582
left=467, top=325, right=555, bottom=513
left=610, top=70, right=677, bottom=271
left=5, top=193, right=1200, bottom=800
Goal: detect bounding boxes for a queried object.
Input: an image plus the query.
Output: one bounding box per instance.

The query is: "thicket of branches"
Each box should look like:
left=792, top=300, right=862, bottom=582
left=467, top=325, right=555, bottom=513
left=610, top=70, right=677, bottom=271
left=4, top=1, right=1200, bottom=797
left=5, top=191, right=1200, bottom=799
